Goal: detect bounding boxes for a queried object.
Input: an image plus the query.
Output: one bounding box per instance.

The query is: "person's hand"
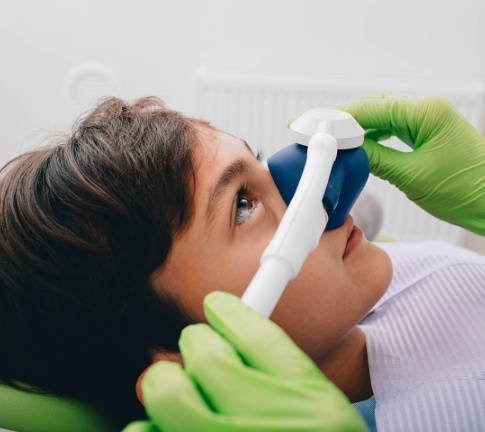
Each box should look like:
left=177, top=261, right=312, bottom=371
left=338, top=94, right=485, bottom=235
left=122, top=291, right=366, bottom=432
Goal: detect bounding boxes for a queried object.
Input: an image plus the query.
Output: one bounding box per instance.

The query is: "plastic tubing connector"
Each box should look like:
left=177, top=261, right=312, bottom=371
left=241, top=133, right=337, bottom=318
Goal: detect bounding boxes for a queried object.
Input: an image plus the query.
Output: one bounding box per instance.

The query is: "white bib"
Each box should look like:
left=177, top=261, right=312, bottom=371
left=359, top=241, right=485, bottom=432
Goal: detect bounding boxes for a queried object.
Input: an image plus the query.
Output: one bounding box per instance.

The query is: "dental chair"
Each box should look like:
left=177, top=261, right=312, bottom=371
left=0, top=384, right=117, bottom=432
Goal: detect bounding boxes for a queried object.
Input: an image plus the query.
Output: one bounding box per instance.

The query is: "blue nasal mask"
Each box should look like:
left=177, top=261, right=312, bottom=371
left=268, top=109, right=369, bottom=230
left=241, top=109, right=369, bottom=318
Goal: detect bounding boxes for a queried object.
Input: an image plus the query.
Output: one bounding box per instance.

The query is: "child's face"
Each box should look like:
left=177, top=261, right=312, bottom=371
left=153, top=125, right=392, bottom=365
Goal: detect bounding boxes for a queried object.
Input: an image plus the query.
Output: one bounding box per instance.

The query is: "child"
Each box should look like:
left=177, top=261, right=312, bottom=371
left=1, top=96, right=484, bottom=430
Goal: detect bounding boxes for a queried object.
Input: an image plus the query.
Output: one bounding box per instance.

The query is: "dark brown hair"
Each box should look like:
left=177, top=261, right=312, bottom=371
left=0, top=97, right=200, bottom=425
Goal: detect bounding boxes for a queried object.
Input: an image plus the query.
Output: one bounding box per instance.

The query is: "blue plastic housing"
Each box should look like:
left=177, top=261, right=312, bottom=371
left=267, top=143, right=369, bottom=230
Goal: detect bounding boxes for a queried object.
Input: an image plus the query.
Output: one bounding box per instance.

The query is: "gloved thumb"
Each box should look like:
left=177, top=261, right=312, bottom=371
left=363, top=137, right=415, bottom=189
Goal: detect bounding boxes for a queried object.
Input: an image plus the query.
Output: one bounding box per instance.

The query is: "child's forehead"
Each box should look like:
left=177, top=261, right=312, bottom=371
left=194, top=127, right=251, bottom=164
left=190, top=129, right=256, bottom=204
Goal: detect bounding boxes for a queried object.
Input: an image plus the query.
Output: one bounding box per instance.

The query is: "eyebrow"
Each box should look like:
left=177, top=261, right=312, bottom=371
left=206, top=157, right=252, bottom=221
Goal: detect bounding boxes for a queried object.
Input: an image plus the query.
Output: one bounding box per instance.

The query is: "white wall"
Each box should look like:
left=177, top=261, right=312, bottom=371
left=2, top=0, right=485, bottom=250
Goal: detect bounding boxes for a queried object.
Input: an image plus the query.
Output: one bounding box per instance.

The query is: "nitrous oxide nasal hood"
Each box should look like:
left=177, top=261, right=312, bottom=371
left=267, top=109, right=369, bottom=229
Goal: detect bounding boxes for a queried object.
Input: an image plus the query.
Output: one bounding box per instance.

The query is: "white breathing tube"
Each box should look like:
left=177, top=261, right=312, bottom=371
left=241, top=132, right=337, bottom=318
left=240, top=109, right=365, bottom=319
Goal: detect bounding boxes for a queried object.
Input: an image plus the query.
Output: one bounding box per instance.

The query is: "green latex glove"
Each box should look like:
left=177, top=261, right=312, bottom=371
left=122, top=291, right=366, bottom=432
left=338, top=94, right=485, bottom=235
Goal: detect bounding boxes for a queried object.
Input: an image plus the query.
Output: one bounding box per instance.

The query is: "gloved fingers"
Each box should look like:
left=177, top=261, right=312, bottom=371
left=179, top=319, right=357, bottom=422
left=338, top=95, right=427, bottom=147
left=202, top=292, right=323, bottom=380
left=363, top=137, right=415, bottom=184
left=365, top=128, right=393, bottom=142
left=179, top=321, right=269, bottom=413
left=168, top=325, right=284, bottom=426
left=121, top=420, right=160, bottom=432
left=142, top=360, right=225, bottom=432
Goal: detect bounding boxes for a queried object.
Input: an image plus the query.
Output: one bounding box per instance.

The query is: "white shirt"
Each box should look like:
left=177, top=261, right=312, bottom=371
left=359, top=241, right=485, bottom=432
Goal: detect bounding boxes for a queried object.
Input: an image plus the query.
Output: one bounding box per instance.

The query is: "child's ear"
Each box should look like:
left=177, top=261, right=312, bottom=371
left=136, top=351, right=184, bottom=403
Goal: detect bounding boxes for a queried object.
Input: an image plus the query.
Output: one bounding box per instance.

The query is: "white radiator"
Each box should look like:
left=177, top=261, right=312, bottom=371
left=194, top=67, right=485, bottom=245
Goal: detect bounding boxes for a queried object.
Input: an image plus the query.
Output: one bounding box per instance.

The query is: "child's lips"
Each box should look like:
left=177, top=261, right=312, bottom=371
left=343, top=217, right=363, bottom=259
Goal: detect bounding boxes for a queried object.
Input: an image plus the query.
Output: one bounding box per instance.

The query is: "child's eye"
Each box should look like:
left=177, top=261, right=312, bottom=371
left=235, top=188, right=259, bottom=226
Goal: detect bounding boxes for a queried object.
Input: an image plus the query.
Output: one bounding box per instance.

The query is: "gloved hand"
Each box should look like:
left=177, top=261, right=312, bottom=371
left=338, top=94, right=485, bottom=235
left=122, top=291, right=366, bottom=432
